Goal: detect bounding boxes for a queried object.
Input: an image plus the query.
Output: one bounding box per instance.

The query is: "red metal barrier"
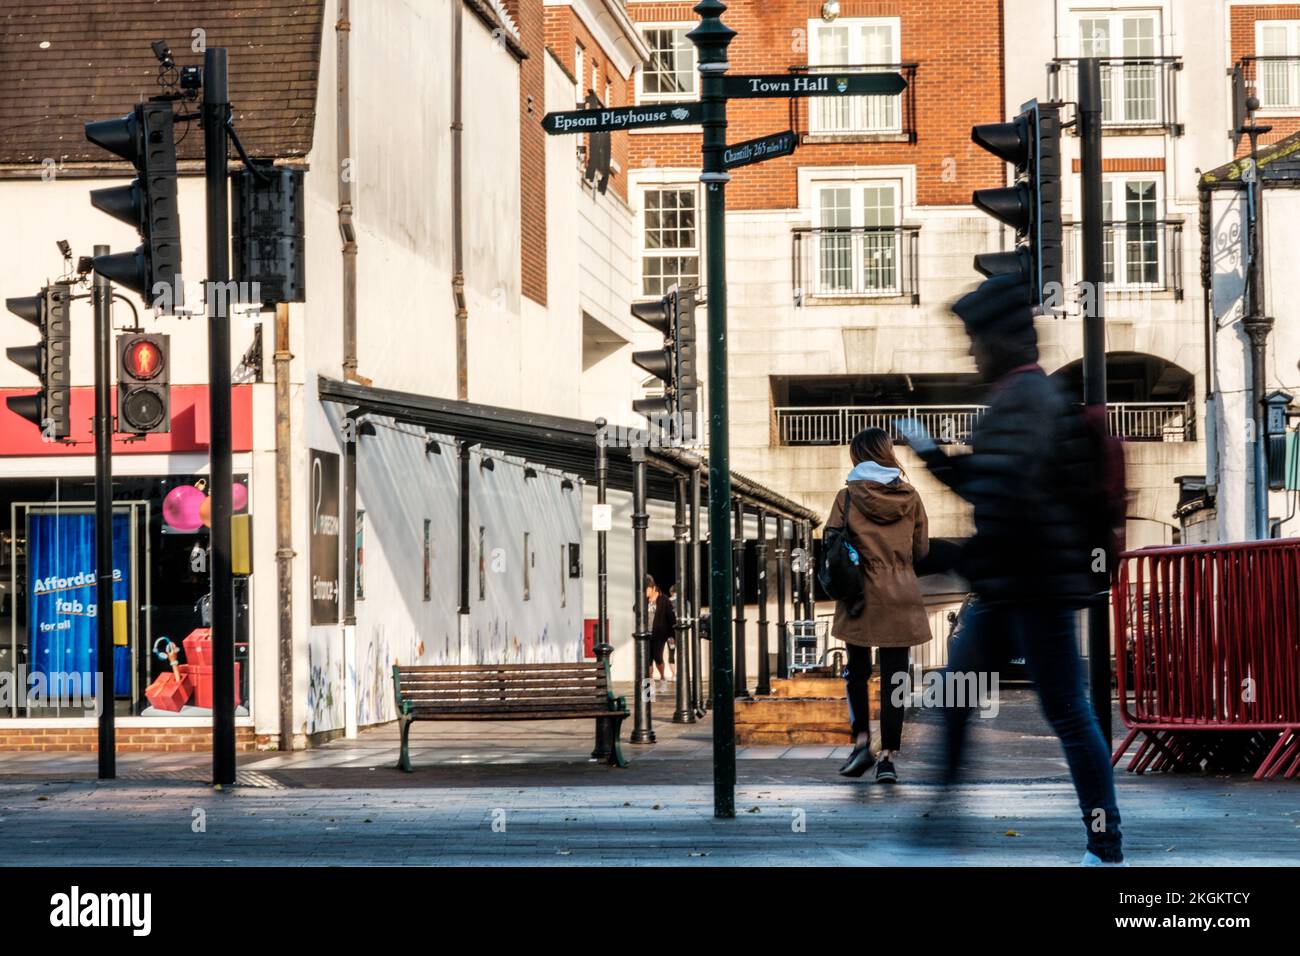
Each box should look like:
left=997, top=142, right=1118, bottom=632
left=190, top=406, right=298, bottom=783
left=1112, top=538, right=1300, bottom=779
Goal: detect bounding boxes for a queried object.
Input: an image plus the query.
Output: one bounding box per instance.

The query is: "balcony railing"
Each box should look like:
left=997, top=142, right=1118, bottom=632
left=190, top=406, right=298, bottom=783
left=1239, top=56, right=1300, bottom=112
left=788, top=63, right=918, bottom=141
left=775, top=401, right=1195, bottom=446
left=1063, top=220, right=1183, bottom=300
left=792, top=225, right=921, bottom=305
left=1048, top=57, right=1183, bottom=134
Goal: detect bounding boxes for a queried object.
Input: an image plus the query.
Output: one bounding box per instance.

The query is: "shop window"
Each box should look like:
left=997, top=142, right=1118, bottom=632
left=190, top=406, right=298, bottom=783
left=0, top=475, right=252, bottom=720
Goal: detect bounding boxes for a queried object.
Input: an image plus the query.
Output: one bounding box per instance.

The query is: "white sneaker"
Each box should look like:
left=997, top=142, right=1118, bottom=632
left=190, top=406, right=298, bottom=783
left=1081, top=850, right=1127, bottom=866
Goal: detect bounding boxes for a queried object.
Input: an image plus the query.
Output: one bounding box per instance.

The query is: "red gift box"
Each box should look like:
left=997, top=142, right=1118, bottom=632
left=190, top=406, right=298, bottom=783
left=144, top=672, right=191, bottom=712
left=180, top=663, right=241, bottom=710
left=183, top=628, right=213, bottom=666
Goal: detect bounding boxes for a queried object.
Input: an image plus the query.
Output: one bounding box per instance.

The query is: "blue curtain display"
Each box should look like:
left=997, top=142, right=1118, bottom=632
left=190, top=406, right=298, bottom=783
left=27, top=511, right=131, bottom=695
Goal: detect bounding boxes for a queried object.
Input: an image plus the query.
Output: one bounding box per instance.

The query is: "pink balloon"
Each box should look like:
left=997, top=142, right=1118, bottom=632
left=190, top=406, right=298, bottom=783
left=163, top=484, right=204, bottom=532
left=231, top=483, right=248, bottom=512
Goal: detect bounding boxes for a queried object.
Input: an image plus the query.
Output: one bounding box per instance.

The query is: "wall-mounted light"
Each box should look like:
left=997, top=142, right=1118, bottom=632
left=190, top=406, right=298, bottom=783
left=524, top=467, right=538, bottom=480
left=425, top=438, right=442, bottom=455
left=356, top=419, right=377, bottom=438
left=480, top=457, right=495, bottom=472
left=560, top=478, right=574, bottom=491
left=821, top=1, right=840, bottom=22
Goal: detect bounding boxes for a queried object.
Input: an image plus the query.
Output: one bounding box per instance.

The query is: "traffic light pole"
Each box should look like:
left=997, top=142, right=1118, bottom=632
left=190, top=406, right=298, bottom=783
left=92, top=245, right=115, bottom=780
left=689, top=0, right=737, bottom=819
left=1078, top=58, right=1111, bottom=744
left=204, top=48, right=237, bottom=785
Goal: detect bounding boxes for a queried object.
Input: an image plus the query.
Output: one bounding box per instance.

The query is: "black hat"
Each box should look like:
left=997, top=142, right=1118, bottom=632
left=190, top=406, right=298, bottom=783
left=951, top=273, right=1037, bottom=355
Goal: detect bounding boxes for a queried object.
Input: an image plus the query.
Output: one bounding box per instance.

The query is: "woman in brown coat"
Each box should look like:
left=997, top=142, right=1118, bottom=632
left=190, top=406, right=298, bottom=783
left=827, top=427, right=930, bottom=783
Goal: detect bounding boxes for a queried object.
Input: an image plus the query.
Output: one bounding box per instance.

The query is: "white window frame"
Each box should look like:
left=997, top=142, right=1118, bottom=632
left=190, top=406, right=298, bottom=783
left=806, top=16, right=902, bottom=135
left=1100, top=173, right=1164, bottom=291
left=1073, top=10, right=1162, bottom=126
left=1254, top=20, right=1300, bottom=112
left=636, top=182, right=704, bottom=300
left=636, top=24, right=699, bottom=104
left=809, top=179, right=904, bottom=298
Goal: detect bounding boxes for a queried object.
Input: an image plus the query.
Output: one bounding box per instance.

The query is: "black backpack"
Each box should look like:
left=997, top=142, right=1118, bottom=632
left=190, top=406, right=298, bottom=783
left=818, top=489, right=866, bottom=617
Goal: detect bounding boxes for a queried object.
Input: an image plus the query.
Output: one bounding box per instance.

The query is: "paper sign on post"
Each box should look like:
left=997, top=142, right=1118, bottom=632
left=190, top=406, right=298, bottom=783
left=592, top=504, right=613, bottom=532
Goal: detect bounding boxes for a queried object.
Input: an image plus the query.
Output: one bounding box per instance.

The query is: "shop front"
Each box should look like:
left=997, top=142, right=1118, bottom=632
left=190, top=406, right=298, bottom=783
left=0, top=385, right=260, bottom=751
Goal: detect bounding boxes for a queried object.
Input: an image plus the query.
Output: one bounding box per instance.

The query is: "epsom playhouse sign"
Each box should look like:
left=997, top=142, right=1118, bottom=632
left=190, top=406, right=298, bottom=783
left=542, top=102, right=703, bottom=134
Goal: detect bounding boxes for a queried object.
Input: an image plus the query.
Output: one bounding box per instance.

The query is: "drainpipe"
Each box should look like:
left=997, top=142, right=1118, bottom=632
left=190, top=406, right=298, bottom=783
left=337, top=0, right=365, bottom=385
left=452, top=0, right=469, bottom=400
left=275, top=302, right=295, bottom=751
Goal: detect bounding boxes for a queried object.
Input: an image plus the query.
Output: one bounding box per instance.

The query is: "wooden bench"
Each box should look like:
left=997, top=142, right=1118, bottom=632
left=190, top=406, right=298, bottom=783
left=391, top=661, right=629, bottom=771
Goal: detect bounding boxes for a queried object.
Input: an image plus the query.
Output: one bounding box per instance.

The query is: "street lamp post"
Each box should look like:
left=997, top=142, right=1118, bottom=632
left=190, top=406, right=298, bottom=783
left=688, top=0, right=737, bottom=818
left=775, top=516, right=789, bottom=680
left=1241, top=96, right=1274, bottom=540
left=630, top=442, right=655, bottom=744
left=591, top=418, right=615, bottom=760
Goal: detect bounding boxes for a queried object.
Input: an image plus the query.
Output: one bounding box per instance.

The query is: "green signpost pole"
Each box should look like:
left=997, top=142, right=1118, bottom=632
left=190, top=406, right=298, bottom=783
left=688, top=0, right=736, bottom=820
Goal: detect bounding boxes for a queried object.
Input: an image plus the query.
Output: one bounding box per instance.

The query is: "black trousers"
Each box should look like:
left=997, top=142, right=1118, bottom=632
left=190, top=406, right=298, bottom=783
left=845, top=644, right=910, bottom=751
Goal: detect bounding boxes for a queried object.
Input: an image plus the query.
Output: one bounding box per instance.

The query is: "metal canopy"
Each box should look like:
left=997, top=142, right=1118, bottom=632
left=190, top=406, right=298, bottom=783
left=317, top=376, right=819, bottom=524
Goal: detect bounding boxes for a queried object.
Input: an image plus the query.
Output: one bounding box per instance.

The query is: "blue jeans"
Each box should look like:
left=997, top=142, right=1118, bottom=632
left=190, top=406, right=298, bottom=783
left=944, top=600, right=1123, bottom=861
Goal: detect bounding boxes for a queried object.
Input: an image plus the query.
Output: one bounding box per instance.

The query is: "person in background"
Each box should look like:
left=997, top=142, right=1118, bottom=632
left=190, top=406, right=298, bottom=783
left=827, top=427, right=930, bottom=784
left=897, top=272, right=1125, bottom=866
left=645, top=575, right=675, bottom=695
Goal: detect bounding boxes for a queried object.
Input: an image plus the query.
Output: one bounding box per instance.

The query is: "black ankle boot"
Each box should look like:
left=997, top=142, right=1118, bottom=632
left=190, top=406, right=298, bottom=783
left=838, top=744, right=877, bottom=778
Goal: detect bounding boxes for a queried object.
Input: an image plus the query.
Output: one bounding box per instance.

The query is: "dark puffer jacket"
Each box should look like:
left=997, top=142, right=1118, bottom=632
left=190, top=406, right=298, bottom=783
left=918, top=366, right=1100, bottom=607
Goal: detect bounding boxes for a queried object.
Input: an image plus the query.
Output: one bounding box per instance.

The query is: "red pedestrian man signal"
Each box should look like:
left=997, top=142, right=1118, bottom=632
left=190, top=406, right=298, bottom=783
left=117, top=333, right=170, bottom=435
left=125, top=338, right=163, bottom=379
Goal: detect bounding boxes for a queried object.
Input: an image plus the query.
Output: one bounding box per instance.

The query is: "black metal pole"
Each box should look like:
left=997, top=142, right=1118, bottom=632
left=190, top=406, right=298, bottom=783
left=775, top=516, right=789, bottom=680
left=732, top=498, right=748, bottom=698
left=92, top=246, right=115, bottom=780
left=688, top=0, right=737, bottom=818
left=204, top=48, right=236, bottom=784
left=1242, top=100, right=1274, bottom=540
left=689, top=465, right=705, bottom=715
left=592, top=419, right=614, bottom=759
left=755, top=508, right=770, bottom=695
left=797, top=521, right=813, bottom=620
left=629, top=443, right=655, bottom=744
left=1079, top=58, right=1111, bottom=744
left=673, top=474, right=694, bottom=722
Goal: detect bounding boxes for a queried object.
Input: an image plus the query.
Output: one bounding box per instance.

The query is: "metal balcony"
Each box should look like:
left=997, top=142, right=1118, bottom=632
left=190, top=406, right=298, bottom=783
left=788, top=63, right=918, bottom=141
left=1048, top=57, right=1183, bottom=135
left=792, top=225, right=921, bottom=305
left=1063, top=220, right=1184, bottom=300
left=1239, top=56, right=1300, bottom=112
left=775, top=401, right=1195, bottom=446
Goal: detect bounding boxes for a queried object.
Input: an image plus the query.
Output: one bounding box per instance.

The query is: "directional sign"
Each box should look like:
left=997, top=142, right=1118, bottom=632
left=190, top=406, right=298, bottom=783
left=723, top=130, right=797, bottom=170
left=723, top=72, right=907, bottom=99
left=542, top=101, right=702, bottom=135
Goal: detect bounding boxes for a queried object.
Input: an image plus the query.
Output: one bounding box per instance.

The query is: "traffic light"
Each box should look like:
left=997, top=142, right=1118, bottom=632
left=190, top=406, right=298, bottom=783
left=117, top=333, right=170, bottom=434
left=5, top=283, right=72, bottom=440
left=630, top=285, right=699, bottom=440
left=85, top=101, right=183, bottom=309
left=675, top=290, right=698, bottom=442
left=631, top=292, right=675, bottom=420
left=971, top=100, right=1061, bottom=309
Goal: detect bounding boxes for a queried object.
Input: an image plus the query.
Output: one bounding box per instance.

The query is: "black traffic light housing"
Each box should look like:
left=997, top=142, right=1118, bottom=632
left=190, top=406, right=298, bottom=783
left=232, top=163, right=307, bottom=307
left=631, top=294, right=675, bottom=420
left=630, top=285, right=699, bottom=440
left=85, top=101, right=183, bottom=310
left=5, top=283, right=72, bottom=440
left=117, top=332, right=171, bottom=434
left=971, top=101, right=1062, bottom=309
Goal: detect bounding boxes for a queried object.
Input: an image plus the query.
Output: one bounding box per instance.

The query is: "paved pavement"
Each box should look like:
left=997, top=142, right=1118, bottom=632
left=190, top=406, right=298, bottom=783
left=1, top=687, right=1297, bottom=866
